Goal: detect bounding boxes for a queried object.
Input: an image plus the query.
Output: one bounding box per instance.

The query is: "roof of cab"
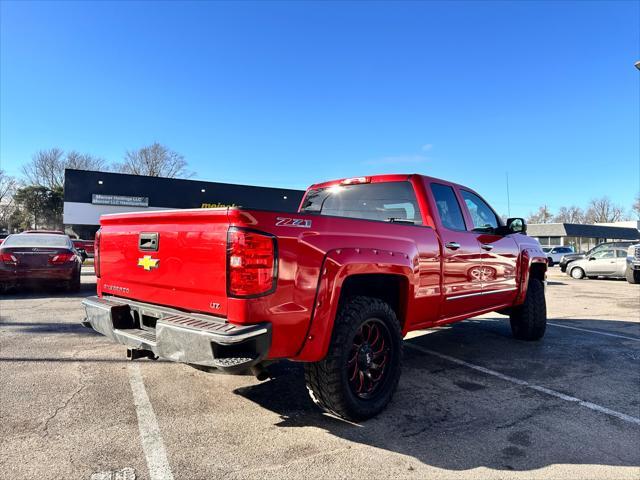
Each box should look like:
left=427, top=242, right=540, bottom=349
left=307, top=173, right=464, bottom=191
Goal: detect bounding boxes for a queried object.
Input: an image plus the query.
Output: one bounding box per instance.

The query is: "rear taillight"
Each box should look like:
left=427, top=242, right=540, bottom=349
left=49, top=253, right=76, bottom=264
left=227, top=228, right=277, bottom=297
left=94, top=230, right=101, bottom=278
left=0, top=252, right=18, bottom=265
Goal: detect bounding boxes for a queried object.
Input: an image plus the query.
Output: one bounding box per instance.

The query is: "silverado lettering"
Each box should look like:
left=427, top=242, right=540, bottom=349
left=83, top=174, right=547, bottom=420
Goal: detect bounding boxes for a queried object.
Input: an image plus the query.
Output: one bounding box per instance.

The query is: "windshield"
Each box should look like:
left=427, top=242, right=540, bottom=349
left=2, top=234, right=71, bottom=248
left=300, top=181, right=422, bottom=224
left=542, top=248, right=551, bottom=253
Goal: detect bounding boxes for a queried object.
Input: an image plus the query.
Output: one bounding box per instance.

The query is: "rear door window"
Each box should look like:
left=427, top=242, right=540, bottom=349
left=592, top=249, right=615, bottom=259
left=300, top=181, right=422, bottom=224
left=429, top=183, right=466, bottom=231
left=460, top=190, right=499, bottom=232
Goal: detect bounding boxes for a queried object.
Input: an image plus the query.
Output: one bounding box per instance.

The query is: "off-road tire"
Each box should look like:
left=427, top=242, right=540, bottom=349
left=626, top=268, right=640, bottom=284
left=304, top=296, right=402, bottom=421
left=509, top=278, right=546, bottom=341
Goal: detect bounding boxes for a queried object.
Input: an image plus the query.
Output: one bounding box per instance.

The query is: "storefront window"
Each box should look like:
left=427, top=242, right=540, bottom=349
left=533, top=236, right=562, bottom=246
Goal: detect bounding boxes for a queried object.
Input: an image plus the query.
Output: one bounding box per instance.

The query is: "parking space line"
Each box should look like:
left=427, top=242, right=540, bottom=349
left=406, top=343, right=640, bottom=426
left=547, top=322, right=640, bottom=342
left=128, top=364, right=175, bottom=480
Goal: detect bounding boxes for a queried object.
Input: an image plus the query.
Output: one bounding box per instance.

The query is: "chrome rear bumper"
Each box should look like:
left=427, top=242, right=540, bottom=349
left=82, top=296, right=271, bottom=371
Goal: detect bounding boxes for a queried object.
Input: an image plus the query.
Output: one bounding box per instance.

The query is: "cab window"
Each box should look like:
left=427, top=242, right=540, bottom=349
left=430, top=183, right=466, bottom=231
left=300, top=181, right=423, bottom=224
left=460, top=190, right=499, bottom=232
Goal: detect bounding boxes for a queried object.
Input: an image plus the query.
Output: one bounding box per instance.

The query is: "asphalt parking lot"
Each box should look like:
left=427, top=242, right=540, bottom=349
left=1, top=266, right=639, bottom=480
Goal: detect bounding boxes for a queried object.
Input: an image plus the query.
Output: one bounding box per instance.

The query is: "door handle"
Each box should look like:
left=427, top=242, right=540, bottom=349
left=445, top=242, right=461, bottom=250
left=481, top=244, right=494, bottom=251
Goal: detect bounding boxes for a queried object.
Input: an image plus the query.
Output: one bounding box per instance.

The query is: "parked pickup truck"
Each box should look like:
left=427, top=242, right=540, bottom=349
left=626, top=244, right=640, bottom=284
left=83, top=174, right=548, bottom=420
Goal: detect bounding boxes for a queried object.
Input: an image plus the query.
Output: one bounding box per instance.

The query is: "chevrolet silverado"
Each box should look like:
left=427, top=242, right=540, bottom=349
left=83, top=174, right=547, bottom=420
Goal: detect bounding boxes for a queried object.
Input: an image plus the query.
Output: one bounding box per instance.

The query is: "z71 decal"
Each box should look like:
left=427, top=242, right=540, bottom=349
left=275, top=217, right=312, bottom=228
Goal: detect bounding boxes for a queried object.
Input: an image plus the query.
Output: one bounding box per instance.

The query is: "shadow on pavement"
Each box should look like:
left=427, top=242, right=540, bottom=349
left=0, top=281, right=96, bottom=299
left=0, top=356, right=172, bottom=363
left=0, top=321, right=100, bottom=335
left=233, top=319, right=639, bottom=472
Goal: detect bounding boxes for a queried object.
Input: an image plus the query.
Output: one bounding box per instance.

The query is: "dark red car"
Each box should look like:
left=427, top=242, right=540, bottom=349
left=72, top=239, right=95, bottom=256
left=0, top=233, right=82, bottom=292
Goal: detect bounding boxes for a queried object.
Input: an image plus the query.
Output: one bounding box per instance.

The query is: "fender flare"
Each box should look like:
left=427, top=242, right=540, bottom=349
left=293, top=247, right=417, bottom=362
left=515, top=248, right=548, bottom=304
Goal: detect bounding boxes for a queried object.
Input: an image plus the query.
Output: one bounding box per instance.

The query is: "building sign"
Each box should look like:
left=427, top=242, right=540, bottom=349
left=201, top=202, right=239, bottom=208
left=92, top=194, right=149, bottom=207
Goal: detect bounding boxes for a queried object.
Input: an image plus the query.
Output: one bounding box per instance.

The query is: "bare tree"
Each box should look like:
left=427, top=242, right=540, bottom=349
left=527, top=205, right=554, bottom=224
left=0, top=169, right=19, bottom=231
left=584, top=197, right=625, bottom=223
left=553, top=205, right=584, bottom=224
left=114, top=143, right=193, bottom=178
left=0, top=169, right=17, bottom=205
left=633, top=193, right=640, bottom=220
left=65, top=150, right=108, bottom=170
left=22, top=148, right=107, bottom=189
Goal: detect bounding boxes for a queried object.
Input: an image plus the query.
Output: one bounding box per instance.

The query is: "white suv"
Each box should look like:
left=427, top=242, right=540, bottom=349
left=542, top=246, right=575, bottom=266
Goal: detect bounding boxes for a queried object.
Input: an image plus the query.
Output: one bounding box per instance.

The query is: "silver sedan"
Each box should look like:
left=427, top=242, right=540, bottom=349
left=566, top=247, right=628, bottom=280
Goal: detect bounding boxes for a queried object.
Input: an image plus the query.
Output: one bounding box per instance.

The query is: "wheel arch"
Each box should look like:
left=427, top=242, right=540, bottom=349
left=293, top=247, right=416, bottom=362
left=337, top=273, right=410, bottom=329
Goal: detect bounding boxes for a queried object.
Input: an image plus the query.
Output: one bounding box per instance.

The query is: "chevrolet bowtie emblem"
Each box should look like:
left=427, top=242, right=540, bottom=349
left=137, top=255, right=159, bottom=271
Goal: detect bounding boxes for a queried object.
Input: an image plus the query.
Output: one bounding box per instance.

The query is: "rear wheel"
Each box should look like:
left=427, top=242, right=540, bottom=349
left=304, top=296, right=402, bottom=421
left=510, top=278, right=546, bottom=341
left=570, top=267, right=585, bottom=279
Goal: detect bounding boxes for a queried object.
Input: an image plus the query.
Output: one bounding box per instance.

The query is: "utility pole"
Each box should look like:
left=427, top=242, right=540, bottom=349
left=506, top=172, right=511, bottom=218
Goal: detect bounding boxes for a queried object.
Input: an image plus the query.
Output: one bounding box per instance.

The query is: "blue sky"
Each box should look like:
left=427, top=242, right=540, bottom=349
left=1, top=1, right=638, bottom=217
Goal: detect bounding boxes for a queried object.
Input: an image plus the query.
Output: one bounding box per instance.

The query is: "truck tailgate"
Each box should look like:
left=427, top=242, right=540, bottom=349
left=98, top=208, right=230, bottom=316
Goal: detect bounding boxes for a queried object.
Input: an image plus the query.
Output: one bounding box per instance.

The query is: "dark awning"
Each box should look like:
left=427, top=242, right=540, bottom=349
left=527, top=223, right=640, bottom=240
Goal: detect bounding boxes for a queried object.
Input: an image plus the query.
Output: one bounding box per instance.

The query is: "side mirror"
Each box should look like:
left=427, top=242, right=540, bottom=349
left=588, top=257, right=596, bottom=261
left=506, top=217, right=527, bottom=234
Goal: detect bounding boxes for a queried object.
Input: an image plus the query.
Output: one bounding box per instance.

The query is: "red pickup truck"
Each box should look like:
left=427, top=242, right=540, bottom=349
left=83, top=174, right=547, bottom=420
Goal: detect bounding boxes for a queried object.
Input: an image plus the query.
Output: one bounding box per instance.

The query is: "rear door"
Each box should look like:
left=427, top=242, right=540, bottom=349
left=427, top=182, right=484, bottom=318
left=585, top=249, right=617, bottom=275
left=615, top=249, right=629, bottom=276
left=458, top=189, right=519, bottom=308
